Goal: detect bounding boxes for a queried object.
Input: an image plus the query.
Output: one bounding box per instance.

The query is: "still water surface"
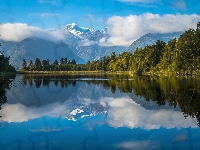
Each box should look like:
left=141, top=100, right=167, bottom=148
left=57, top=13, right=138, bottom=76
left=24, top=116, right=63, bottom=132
left=0, top=74, right=200, bottom=150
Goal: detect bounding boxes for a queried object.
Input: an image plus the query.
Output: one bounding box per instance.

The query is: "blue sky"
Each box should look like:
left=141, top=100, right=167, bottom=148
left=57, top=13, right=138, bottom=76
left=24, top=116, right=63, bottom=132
left=1, top=0, right=200, bottom=29
left=1, top=0, right=200, bottom=46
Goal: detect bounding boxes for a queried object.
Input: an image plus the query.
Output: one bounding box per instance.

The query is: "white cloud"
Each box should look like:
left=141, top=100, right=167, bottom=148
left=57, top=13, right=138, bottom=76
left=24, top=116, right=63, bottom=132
left=29, top=13, right=61, bottom=17
left=0, top=23, right=67, bottom=42
left=78, top=39, right=97, bottom=46
left=163, top=0, right=187, bottom=10
left=118, top=0, right=155, bottom=3
left=100, top=13, right=200, bottom=46
left=118, top=0, right=158, bottom=8
left=38, top=0, right=63, bottom=6
left=173, top=0, right=187, bottom=10
left=114, top=140, right=159, bottom=150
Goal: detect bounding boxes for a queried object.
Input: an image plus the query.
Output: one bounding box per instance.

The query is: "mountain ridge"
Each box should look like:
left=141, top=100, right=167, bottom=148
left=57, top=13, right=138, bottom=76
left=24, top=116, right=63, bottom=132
left=7, top=37, right=85, bottom=69
left=127, top=32, right=182, bottom=52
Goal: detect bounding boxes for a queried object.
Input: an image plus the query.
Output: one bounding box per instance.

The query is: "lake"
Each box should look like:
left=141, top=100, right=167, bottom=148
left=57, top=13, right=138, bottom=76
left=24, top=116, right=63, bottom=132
left=1, top=74, right=200, bottom=150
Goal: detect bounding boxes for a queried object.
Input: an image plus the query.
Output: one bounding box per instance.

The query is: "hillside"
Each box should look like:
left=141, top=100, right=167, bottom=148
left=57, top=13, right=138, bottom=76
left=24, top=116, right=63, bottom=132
left=127, top=32, right=182, bottom=52
left=7, top=37, right=85, bottom=69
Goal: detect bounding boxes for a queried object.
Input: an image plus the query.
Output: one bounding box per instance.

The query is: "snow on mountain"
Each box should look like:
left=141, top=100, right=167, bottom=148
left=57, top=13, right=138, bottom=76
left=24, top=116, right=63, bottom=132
left=65, top=23, right=108, bottom=40
left=64, top=23, right=125, bottom=62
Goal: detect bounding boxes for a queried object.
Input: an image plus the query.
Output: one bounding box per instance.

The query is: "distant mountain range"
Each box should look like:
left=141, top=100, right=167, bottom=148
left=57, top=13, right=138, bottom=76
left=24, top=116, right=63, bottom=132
left=65, top=23, right=108, bottom=40
left=6, top=38, right=85, bottom=69
left=64, top=23, right=125, bottom=61
left=0, top=23, right=183, bottom=69
left=127, top=32, right=182, bottom=52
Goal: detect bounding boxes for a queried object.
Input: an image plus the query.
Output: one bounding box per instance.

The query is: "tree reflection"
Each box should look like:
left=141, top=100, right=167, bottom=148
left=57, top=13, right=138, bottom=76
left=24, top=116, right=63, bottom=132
left=0, top=78, right=7, bottom=112
left=109, top=76, right=200, bottom=126
left=0, top=75, right=15, bottom=127
left=34, top=79, right=42, bottom=88
left=20, top=74, right=200, bottom=126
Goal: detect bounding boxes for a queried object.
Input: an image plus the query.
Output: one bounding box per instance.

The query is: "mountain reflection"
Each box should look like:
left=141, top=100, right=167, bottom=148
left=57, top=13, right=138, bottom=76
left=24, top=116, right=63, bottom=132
left=0, top=74, right=16, bottom=126
left=1, top=74, right=200, bottom=128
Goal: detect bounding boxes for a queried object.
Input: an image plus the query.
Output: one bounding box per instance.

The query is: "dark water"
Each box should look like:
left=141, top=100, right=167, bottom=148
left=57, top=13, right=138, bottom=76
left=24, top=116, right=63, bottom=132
left=1, top=74, right=200, bottom=150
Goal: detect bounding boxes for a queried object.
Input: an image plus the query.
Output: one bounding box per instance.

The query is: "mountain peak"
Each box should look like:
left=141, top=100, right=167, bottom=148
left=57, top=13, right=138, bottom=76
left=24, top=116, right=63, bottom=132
left=65, top=23, right=108, bottom=39
left=66, top=23, right=78, bottom=29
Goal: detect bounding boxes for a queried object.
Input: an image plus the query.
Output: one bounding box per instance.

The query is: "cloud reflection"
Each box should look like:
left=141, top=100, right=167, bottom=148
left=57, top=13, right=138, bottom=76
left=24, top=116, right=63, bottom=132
left=1, top=97, right=198, bottom=129
left=114, top=140, right=159, bottom=150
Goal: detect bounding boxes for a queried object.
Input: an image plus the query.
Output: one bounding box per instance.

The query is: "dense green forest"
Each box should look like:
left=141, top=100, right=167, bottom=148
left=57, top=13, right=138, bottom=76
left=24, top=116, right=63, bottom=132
left=21, top=22, right=200, bottom=76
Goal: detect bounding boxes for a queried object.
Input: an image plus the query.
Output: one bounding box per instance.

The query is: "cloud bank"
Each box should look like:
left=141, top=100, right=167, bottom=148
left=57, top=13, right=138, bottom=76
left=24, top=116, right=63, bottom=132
left=1, top=13, right=200, bottom=46
left=100, top=13, right=200, bottom=46
left=0, top=23, right=66, bottom=42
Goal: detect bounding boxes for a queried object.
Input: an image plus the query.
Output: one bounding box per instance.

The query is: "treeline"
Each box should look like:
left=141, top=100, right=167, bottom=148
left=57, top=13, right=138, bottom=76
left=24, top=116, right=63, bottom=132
left=21, top=58, right=81, bottom=71
left=22, top=22, right=200, bottom=75
left=0, top=51, right=16, bottom=73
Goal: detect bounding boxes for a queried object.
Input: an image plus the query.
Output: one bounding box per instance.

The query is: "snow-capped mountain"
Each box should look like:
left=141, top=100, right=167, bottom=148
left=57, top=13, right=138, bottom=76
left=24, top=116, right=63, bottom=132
left=65, top=23, right=108, bottom=40
left=64, top=23, right=125, bottom=61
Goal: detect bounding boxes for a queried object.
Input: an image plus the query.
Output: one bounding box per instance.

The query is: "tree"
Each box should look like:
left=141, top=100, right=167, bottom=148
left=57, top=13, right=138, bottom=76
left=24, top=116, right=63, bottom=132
left=60, top=58, right=67, bottom=65
left=34, top=58, right=42, bottom=70
left=0, top=51, right=15, bottom=73
left=71, top=59, right=76, bottom=65
left=22, top=59, right=27, bottom=70
left=28, top=60, right=33, bottom=68
left=110, top=52, right=116, bottom=61
left=53, top=59, right=58, bottom=65
left=53, top=59, right=59, bottom=71
left=0, top=52, right=7, bottom=72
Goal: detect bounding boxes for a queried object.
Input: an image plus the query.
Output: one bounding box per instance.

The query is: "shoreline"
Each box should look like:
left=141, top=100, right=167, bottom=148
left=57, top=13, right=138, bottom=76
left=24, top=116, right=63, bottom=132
left=17, top=70, right=134, bottom=75
left=16, top=70, right=200, bottom=77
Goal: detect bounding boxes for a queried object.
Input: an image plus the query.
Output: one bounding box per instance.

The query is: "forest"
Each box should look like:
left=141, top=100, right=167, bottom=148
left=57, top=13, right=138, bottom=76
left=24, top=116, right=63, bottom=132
left=21, top=22, right=200, bottom=76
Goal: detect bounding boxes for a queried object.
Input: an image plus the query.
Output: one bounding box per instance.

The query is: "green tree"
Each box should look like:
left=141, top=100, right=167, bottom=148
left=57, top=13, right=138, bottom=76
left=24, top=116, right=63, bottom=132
left=71, top=59, right=76, bottom=65
left=0, top=51, right=15, bottom=73
left=22, top=59, right=27, bottom=70
left=34, top=58, right=42, bottom=71
left=53, top=59, right=59, bottom=71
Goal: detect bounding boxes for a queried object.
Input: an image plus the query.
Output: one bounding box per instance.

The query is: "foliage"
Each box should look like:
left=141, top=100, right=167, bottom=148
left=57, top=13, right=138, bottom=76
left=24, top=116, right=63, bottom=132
left=0, top=51, right=16, bottom=73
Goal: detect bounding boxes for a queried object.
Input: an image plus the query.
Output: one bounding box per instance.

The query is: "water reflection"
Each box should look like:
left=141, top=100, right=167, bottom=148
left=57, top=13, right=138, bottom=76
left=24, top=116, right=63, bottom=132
left=1, top=74, right=200, bottom=128
left=0, top=78, right=7, bottom=112
left=23, top=74, right=200, bottom=125
left=0, top=74, right=15, bottom=127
